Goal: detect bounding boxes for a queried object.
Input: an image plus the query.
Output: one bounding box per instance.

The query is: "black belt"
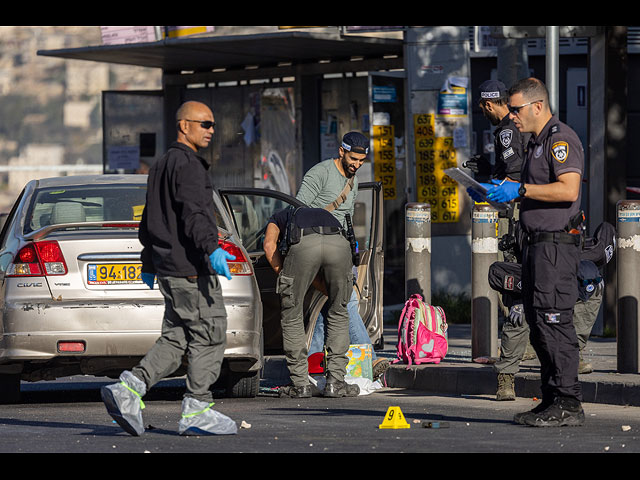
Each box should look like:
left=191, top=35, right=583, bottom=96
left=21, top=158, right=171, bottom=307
left=527, top=231, right=581, bottom=246
left=300, top=226, right=343, bottom=236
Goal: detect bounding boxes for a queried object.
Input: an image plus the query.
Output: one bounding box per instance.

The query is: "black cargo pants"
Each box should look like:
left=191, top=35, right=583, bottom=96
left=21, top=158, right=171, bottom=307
left=522, top=234, right=582, bottom=404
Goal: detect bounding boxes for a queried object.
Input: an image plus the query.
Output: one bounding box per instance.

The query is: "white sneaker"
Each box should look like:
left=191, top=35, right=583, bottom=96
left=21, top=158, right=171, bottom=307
left=178, top=397, right=238, bottom=436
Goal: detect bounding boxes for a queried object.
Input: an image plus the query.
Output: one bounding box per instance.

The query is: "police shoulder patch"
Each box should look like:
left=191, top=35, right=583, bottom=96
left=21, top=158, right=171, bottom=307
left=551, top=141, right=569, bottom=163
left=499, top=129, right=513, bottom=148
left=503, top=275, right=515, bottom=291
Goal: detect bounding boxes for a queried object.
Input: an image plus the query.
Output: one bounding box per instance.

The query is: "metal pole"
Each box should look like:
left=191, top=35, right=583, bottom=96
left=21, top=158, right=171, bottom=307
left=471, top=204, right=499, bottom=359
left=616, top=200, right=640, bottom=373
left=546, top=26, right=559, bottom=114
left=405, top=203, right=431, bottom=304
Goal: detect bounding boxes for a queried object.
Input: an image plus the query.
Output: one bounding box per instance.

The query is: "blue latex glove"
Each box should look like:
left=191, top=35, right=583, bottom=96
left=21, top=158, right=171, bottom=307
left=466, top=183, right=493, bottom=203
left=140, top=272, right=155, bottom=290
left=486, top=179, right=520, bottom=203
left=210, top=248, right=236, bottom=281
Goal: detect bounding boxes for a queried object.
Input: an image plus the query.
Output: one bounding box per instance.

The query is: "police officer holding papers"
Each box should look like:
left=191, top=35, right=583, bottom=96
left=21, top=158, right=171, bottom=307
left=465, top=79, right=528, bottom=184
left=483, top=77, right=586, bottom=427
left=467, top=80, right=530, bottom=401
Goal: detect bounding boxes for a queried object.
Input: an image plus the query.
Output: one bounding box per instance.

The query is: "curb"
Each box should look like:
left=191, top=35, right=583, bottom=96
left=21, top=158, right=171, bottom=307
left=384, top=363, right=640, bottom=407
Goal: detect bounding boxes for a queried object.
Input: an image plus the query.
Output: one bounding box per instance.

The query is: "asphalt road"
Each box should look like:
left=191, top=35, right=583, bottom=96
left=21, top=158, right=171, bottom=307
left=1, top=377, right=639, bottom=454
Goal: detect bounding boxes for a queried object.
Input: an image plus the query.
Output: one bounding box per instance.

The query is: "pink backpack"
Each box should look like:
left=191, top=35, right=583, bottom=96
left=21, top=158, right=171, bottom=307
left=394, top=294, right=448, bottom=365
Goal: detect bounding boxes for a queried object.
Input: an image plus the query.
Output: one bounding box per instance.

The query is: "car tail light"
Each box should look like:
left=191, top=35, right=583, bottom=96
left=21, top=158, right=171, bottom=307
left=218, top=239, right=252, bottom=276
left=7, top=240, right=68, bottom=277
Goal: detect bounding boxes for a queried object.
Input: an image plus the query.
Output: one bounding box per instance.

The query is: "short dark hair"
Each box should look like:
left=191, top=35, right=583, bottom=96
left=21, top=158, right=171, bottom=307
left=508, top=77, right=549, bottom=105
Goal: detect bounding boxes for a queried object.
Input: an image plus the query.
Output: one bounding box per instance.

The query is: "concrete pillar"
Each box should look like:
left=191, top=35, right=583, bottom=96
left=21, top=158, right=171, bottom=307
left=471, top=204, right=499, bottom=359
left=616, top=200, right=640, bottom=373
left=405, top=203, right=431, bottom=304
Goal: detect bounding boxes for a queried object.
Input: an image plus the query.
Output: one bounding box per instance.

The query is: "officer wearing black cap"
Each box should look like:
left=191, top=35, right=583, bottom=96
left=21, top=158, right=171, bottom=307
left=485, top=77, right=586, bottom=427
left=465, top=79, right=528, bottom=282
left=465, top=80, right=530, bottom=401
left=263, top=206, right=357, bottom=398
left=465, top=79, right=529, bottom=184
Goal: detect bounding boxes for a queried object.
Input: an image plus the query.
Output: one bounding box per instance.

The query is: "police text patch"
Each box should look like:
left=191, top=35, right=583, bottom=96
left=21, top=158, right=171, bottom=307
left=502, top=147, right=514, bottom=160
left=551, top=141, right=569, bottom=163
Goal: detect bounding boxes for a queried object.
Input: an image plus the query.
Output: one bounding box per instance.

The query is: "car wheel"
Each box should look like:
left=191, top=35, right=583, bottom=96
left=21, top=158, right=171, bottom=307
left=226, top=370, right=260, bottom=398
left=0, top=373, right=21, bottom=404
left=224, top=326, right=263, bottom=398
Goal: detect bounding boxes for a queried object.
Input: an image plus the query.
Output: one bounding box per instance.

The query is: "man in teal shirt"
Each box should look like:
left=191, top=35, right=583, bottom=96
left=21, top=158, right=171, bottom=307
left=295, top=132, right=363, bottom=229
left=296, top=132, right=390, bottom=381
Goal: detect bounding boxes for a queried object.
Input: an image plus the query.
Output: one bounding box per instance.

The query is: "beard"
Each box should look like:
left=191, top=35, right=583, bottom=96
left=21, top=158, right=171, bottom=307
left=341, top=157, right=357, bottom=178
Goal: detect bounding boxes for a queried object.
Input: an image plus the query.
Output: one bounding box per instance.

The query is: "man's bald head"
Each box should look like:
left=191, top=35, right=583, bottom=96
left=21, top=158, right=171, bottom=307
left=175, top=101, right=215, bottom=151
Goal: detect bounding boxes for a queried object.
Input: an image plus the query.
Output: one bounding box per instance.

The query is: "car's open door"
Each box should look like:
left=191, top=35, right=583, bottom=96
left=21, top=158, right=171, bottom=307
left=350, top=182, right=385, bottom=348
left=218, top=182, right=384, bottom=354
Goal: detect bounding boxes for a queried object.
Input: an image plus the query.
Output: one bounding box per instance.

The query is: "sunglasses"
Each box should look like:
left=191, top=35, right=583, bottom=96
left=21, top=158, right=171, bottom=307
left=183, top=119, right=216, bottom=130
left=580, top=277, right=602, bottom=287
left=507, top=99, right=543, bottom=115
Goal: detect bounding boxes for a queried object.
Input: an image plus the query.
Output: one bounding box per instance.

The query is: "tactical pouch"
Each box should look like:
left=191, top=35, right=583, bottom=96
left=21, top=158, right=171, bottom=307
left=279, top=207, right=303, bottom=257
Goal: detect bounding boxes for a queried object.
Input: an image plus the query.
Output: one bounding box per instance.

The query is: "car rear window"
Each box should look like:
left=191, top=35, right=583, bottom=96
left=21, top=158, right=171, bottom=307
left=24, top=185, right=148, bottom=234
left=23, top=184, right=231, bottom=235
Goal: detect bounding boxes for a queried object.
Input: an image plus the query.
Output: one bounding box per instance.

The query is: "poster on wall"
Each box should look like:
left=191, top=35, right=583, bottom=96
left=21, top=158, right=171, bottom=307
left=437, top=77, right=469, bottom=117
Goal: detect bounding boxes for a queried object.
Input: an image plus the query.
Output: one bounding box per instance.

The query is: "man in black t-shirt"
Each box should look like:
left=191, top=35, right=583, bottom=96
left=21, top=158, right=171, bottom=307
left=264, top=206, right=358, bottom=398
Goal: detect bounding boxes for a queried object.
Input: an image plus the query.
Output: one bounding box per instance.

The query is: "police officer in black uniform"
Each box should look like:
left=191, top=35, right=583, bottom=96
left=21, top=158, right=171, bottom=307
left=466, top=79, right=528, bottom=266
left=263, top=206, right=358, bottom=399
left=486, top=77, right=586, bottom=427
left=465, top=79, right=528, bottom=184
left=465, top=80, right=531, bottom=400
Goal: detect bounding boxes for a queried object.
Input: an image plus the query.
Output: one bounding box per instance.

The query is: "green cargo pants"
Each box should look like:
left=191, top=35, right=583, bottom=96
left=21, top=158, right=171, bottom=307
left=132, top=274, right=227, bottom=403
left=277, top=232, right=353, bottom=387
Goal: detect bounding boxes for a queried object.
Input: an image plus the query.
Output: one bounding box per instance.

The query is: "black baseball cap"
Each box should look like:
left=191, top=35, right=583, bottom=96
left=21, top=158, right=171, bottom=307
left=341, top=131, right=369, bottom=155
left=478, top=79, right=507, bottom=101
left=581, top=221, right=616, bottom=268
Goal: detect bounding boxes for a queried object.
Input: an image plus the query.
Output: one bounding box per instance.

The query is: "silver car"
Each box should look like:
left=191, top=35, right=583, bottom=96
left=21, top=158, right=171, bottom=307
left=0, top=175, right=384, bottom=403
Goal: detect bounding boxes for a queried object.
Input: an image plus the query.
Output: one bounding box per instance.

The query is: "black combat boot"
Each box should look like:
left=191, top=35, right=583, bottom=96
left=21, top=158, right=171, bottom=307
left=523, top=396, right=585, bottom=427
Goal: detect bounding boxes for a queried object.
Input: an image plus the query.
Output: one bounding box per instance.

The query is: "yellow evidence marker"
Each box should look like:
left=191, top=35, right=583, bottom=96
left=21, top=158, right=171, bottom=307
left=379, top=406, right=410, bottom=429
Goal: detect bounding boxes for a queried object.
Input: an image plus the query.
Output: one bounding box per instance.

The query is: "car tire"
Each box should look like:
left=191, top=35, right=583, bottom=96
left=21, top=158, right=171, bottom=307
left=0, top=373, right=21, bottom=404
left=226, top=370, right=260, bottom=398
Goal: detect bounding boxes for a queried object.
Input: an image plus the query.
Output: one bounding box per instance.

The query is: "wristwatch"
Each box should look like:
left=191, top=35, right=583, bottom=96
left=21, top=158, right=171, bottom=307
left=518, top=183, right=527, bottom=197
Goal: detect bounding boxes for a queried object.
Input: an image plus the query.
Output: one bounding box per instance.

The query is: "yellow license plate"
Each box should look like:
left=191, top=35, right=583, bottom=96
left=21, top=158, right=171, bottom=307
left=87, top=263, right=142, bottom=285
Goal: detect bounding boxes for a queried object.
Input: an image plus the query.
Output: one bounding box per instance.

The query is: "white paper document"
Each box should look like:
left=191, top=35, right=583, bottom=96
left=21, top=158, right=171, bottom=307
left=444, top=167, right=509, bottom=213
